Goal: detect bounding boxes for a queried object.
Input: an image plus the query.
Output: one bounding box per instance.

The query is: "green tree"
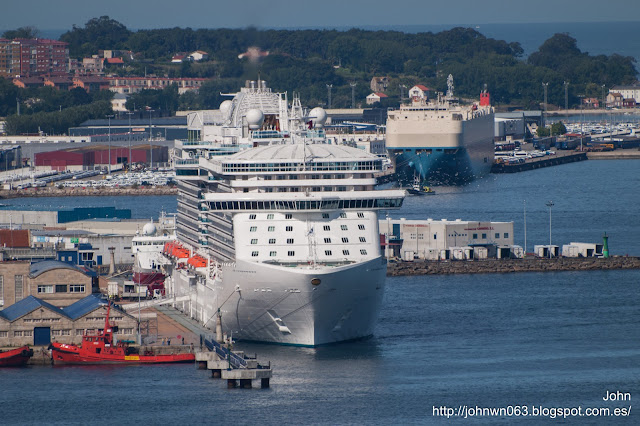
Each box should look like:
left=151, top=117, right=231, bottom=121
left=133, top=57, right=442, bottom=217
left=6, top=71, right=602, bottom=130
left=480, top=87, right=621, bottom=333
left=550, top=122, right=567, bottom=135
left=536, top=126, right=551, bottom=137
left=2, top=26, right=40, bottom=39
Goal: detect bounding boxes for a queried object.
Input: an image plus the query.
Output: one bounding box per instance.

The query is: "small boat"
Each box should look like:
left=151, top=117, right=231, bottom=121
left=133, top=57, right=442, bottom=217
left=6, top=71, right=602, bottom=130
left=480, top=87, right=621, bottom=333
left=406, top=177, right=436, bottom=195
left=49, top=303, right=194, bottom=365
left=0, top=345, right=34, bottom=367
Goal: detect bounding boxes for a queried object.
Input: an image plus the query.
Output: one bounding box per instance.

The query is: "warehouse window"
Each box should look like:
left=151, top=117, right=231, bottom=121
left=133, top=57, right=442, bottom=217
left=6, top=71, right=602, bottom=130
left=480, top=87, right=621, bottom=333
left=495, top=233, right=500, bottom=239
left=69, top=284, right=85, bottom=293
left=504, top=233, right=509, bottom=238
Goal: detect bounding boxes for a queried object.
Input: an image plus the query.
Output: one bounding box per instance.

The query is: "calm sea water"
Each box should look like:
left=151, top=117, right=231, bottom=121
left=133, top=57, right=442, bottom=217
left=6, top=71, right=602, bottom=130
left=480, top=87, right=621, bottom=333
left=1, top=159, right=639, bottom=424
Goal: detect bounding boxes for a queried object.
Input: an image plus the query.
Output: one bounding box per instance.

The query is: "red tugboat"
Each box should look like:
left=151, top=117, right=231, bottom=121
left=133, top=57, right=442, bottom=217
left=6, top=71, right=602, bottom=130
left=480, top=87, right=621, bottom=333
left=0, top=346, right=34, bottom=367
left=49, top=303, right=194, bottom=365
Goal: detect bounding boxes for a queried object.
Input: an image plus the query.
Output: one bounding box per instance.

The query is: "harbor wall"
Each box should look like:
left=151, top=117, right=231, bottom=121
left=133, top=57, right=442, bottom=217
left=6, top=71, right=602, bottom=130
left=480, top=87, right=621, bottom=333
left=387, top=256, right=640, bottom=276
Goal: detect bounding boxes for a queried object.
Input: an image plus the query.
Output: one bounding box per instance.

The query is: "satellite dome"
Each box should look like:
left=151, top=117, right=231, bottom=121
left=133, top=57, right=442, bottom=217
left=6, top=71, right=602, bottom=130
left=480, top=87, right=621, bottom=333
left=309, top=107, right=327, bottom=128
left=219, top=100, right=233, bottom=118
left=246, top=108, right=264, bottom=130
left=142, top=222, right=157, bottom=236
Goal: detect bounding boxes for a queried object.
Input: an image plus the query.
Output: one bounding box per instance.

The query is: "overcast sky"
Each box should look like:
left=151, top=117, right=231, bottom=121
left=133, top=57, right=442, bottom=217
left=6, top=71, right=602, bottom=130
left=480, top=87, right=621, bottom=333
left=2, top=0, right=639, bottom=32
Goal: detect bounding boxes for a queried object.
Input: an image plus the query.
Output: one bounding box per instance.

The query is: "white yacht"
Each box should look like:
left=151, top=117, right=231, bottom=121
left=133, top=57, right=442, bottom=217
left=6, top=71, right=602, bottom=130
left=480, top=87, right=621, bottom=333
left=166, top=81, right=405, bottom=346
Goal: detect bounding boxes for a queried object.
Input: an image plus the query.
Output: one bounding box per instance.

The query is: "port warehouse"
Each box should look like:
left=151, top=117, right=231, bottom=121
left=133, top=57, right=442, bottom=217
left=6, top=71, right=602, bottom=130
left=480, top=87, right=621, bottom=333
left=33, top=145, right=169, bottom=171
left=380, top=218, right=520, bottom=260
left=379, top=218, right=605, bottom=260
left=0, top=292, right=138, bottom=347
left=0, top=208, right=143, bottom=270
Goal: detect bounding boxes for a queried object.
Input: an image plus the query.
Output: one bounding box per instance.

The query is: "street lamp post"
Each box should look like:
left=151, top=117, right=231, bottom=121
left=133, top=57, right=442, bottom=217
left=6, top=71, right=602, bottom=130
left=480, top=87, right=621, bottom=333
left=126, top=112, right=134, bottom=171
left=542, top=82, right=549, bottom=128
left=106, top=114, right=114, bottom=175
left=148, top=109, right=154, bottom=170
left=326, top=84, right=332, bottom=109
left=546, top=200, right=554, bottom=258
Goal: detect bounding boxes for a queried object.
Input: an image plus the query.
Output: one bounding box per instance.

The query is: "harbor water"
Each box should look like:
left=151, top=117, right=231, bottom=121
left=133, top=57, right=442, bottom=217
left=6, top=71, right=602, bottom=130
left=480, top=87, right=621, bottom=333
left=1, top=159, right=638, bottom=424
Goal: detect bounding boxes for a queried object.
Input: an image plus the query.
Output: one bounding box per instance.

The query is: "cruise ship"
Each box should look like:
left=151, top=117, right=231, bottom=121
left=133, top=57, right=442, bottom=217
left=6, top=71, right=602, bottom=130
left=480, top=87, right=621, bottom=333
left=386, top=75, right=495, bottom=185
left=165, top=81, right=405, bottom=346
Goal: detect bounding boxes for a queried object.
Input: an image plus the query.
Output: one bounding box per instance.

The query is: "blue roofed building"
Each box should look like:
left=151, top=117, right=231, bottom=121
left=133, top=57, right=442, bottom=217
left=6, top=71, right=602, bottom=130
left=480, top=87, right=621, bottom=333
left=0, top=294, right=137, bottom=347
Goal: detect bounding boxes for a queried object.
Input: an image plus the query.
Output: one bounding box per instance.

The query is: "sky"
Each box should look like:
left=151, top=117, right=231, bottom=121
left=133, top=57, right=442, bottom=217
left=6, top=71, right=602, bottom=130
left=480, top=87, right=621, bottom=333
left=1, top=0, right=640, bottom=32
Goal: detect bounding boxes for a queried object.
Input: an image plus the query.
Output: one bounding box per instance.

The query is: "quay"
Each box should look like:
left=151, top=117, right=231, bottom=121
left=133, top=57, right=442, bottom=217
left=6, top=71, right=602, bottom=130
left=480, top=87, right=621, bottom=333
left=0, top=185, right=177, bottom=199
left=387, top=256, right=640, bottom=276
left=491, top=152, right=587, bottom=173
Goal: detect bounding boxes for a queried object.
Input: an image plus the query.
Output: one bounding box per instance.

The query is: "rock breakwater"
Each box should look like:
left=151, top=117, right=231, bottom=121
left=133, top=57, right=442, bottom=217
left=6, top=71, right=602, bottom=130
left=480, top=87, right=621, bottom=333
left=387, top=256, right=640, bottom=276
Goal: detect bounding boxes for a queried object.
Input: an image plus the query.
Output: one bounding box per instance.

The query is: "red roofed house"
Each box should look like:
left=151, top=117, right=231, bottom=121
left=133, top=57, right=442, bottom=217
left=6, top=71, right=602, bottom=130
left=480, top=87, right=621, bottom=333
left=366, top=92, right=388, bottom=105
left=44, top=76, right=73, bottom=90
left=12, top=76, right=44, bottom=89
left=72, top=76, right=109, bottom=93
left=409, top=84, right=430, bottom=102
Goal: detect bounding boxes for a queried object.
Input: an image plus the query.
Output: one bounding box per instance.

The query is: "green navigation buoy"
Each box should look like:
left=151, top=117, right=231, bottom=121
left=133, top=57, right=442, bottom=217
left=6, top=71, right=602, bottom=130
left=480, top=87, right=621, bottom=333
left=603, top=232, right=609, bottom=258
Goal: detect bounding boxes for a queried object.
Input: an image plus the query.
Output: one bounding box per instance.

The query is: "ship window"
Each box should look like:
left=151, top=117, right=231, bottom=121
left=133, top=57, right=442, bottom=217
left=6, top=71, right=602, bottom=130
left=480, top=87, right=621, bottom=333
left=357, top=212, right=364, bottom=218
left=504, top=233, right=509, bottom=238
left=267, top=214, right=274, bottom=219
left=358, top=224, right=365, bottom=230
left=250, top=226, right=257, bottom=232
left=285, top=214, right=292, bottom=219
left=323, top=225, right=330, bottom=231
left=251, top=251, right=259, bottom=257
left=343, top=250, right=350, bottom=256
left=324, top=238, right=331, bottom=243
left=287, top=239, right=294, bottom=244
left=359, top=237, right=366, bottom=243
left=288, top=251, right=295, bottom=256
left=341, top=225, right=348, bottom=231
left=325, top=250, right=332, bottom=256
left=286, top=226, right=293, bottom=232
left=340, top=213, right=347, bottom=218
left=324, top=187, right=332, bottom=191
left=270, top=251, right=277, bottom=257
left=251, top=239, right=258, bottom=244
left=322, top=213, right=329, bottom=218
left=342, top=237, right=349, bottom=243
left=269, top=239, right=276, bottom=244
left=268, top=226, right=275, bottom=232
left=360, top=249, right=368, bottom=255
left=473, top=233, right=478, bottom=239
left=249, top=214, right=256, bottom=220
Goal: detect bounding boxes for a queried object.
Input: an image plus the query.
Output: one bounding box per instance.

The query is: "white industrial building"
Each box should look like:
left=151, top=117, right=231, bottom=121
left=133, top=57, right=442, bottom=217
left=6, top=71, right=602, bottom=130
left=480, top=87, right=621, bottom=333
left=562, top=242, right=604, bottom=258
left=379, top=218, right=519, bottom=260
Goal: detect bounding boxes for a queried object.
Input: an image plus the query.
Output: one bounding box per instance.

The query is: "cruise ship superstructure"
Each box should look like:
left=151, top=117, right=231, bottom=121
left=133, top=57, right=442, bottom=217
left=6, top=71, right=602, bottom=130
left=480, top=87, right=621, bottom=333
left=167, top=81, right=405, bottom=346
left=386, top=75, right=495, bottom=185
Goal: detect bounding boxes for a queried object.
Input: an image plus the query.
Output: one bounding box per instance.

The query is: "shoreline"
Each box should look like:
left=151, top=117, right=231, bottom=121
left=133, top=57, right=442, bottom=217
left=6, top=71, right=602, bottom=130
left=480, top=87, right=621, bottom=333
left=387, top=256, right=640, bottom=276
left=0, top=186, right=178, bottom=199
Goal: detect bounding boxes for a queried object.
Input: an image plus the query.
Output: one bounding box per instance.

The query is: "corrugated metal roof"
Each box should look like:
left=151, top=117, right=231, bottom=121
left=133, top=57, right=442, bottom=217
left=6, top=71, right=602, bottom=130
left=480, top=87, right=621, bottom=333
left=0, top=229, right=30, bottom=248
left=0, top=296, right=68, bottom=322
left=62, top=294, right=108, bottom=320
left=29, top=260, right=87, bottom=278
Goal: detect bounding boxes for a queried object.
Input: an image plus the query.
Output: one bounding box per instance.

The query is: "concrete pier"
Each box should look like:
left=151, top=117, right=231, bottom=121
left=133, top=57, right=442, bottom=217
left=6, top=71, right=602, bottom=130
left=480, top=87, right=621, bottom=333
left=195, top=344, right=272, bottom=389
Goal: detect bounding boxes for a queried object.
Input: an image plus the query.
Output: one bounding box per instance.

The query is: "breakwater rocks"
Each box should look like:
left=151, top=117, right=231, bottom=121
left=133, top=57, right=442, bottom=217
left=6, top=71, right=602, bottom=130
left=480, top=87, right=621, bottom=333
left=387, top=256, right=640, bottom=276
left=0, top=186, right=178, bottom=199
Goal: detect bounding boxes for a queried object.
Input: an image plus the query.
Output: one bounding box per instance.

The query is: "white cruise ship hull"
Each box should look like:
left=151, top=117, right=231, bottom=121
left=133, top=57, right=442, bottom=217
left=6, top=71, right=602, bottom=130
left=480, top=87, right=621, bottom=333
left=171, top=256, right=387, bottom=346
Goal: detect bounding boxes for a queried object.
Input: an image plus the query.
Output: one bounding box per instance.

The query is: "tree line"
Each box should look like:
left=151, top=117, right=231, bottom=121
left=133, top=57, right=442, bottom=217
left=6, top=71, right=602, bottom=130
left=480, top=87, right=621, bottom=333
left=1, top=18, right=638, bottom=135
